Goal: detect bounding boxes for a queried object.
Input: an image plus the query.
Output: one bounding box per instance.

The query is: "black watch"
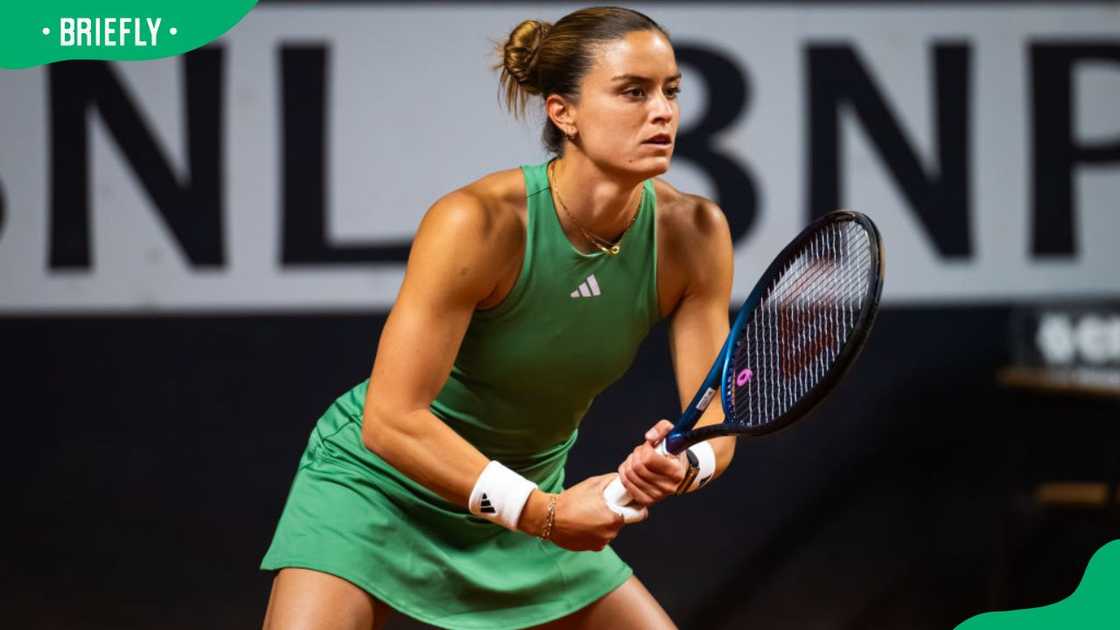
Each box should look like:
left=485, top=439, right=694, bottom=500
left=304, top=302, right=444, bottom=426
left=674, top=448, right=700, bottom=495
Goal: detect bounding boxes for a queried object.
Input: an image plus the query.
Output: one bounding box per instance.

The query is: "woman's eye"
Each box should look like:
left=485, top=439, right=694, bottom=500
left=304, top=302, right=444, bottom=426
left=625, top=87, right=645, bottom=98
left=665, top=86, right=681, bottom=99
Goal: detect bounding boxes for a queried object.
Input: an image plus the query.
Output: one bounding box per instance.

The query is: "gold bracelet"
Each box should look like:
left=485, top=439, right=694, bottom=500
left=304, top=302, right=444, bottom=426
left=539, top=495, right=558, bottom=541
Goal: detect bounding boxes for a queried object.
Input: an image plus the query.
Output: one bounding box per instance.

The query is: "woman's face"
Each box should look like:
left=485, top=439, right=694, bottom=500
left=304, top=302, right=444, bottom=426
left=566, top=30, right=680, bottom=178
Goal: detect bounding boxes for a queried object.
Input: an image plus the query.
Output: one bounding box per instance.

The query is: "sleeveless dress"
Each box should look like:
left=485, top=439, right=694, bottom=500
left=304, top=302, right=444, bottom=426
left=260, top=161, right=661, bottom=629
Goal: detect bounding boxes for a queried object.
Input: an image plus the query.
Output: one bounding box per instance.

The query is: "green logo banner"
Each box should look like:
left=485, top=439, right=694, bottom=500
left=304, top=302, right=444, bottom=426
left=957, top=540, right=1120, bottom=629
left=0, top=1, right=256, bottom=69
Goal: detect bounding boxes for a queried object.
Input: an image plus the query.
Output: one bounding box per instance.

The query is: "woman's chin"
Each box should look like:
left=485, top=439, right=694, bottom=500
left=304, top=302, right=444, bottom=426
left=632, top=155, right=672, bottom=178
left=592, top=153, right=672, bottom=180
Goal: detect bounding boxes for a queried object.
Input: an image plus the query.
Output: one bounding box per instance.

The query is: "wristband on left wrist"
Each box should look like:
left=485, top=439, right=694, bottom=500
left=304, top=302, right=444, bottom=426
left=673, top=441, right=716, bottom=495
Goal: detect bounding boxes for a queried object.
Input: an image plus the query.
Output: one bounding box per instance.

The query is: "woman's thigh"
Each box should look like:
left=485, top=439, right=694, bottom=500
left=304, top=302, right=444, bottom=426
left=262, top=567, right=392, bottom=630
left=535, top=575, right=677, bottom=630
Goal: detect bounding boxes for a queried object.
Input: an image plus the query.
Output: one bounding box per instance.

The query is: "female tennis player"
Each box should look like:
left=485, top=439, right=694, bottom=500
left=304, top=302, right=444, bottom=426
left=261, top=7, right=736, bottom=629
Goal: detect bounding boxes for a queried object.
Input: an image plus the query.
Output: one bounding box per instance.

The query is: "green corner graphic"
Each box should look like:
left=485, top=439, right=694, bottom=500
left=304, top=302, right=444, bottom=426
left=956, top=540, right=1120, bottom=630
left=0, top=1, right=256, bottom=69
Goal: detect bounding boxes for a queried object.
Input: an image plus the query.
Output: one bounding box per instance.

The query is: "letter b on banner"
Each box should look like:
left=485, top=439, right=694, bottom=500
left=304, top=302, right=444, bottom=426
left=674, top=44, right=758, bottom=245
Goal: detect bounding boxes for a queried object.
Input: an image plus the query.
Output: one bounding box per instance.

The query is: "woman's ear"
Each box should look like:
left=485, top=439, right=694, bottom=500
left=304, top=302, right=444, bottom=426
left=545, top=94, right=578, bottom=140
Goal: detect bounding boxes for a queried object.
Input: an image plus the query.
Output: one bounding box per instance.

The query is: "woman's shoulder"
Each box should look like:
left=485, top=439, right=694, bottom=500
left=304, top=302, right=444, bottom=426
left=460, top=167, right=530, bottom=212
left=420, top=167, right=527, bottom=243
left=650, top=177, right=734, bottom=316
left=651, top=177, right=729, bottom=246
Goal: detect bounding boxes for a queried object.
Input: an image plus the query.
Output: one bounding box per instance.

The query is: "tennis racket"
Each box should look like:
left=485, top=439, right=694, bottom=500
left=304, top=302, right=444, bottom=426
left=604, top=210, right=884, bottom=519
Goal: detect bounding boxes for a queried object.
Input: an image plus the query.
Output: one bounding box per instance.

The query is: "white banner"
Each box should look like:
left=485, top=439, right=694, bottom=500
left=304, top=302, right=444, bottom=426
left=0, top=3, right=1118, bottom=312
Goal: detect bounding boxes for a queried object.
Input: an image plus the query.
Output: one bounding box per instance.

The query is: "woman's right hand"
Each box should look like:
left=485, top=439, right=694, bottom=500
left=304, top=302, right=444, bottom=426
left=545, top=474, right=648, bottom=552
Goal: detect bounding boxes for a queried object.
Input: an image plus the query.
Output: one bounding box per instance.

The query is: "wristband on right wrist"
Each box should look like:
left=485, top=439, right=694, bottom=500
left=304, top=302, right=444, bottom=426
left=468, top=460, right=537, bottom=531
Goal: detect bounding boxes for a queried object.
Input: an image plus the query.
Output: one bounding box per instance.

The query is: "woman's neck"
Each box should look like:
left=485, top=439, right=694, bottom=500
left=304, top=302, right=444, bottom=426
left=550, top=154, right=645, bottom=242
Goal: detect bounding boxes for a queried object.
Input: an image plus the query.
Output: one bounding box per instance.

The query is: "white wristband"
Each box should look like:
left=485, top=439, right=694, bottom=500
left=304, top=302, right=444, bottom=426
left=468, top=461, right=538, bottom=531
left=681, top=441, right=717, bottom=494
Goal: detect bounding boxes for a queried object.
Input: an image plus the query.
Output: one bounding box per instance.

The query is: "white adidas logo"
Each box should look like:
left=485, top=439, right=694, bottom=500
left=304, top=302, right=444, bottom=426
left=570, top=274, right=602, bottom=298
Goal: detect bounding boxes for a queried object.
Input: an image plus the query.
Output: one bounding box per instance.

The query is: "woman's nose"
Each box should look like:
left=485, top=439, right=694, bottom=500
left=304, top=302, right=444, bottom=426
left=650, top=92, right=675, bottom=122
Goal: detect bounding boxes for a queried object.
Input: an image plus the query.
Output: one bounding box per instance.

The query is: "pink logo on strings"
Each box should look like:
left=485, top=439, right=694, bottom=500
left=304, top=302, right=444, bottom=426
left=736, top=368, right=753, bottom=386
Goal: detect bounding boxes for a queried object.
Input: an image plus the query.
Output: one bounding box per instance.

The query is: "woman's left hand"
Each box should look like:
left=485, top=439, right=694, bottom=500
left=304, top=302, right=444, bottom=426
left=617, top=419, right=687, bottom=507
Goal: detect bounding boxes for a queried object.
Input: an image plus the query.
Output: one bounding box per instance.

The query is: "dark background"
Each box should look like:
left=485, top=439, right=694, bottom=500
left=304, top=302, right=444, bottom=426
left=4, top=306, right=1118, bottom=628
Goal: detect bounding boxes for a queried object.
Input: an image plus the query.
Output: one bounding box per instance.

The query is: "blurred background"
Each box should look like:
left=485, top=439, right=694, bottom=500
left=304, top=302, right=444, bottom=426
left=2, top=1, right=1118, bottom=628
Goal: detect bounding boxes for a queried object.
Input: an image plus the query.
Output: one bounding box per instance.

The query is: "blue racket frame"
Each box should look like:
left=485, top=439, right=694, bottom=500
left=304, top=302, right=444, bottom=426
left=662, top=210, right=883, bottom=455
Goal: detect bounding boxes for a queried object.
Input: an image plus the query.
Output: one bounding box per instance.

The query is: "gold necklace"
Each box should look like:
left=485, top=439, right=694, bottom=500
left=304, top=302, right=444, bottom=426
left=548, top=160, right=642, bottom=256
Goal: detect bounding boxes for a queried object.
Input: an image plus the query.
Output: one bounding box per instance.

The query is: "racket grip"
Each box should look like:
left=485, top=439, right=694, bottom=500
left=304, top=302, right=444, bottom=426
left=602, top=477, right=646, bottom=524
left=602, top=441, right=671, bottom=524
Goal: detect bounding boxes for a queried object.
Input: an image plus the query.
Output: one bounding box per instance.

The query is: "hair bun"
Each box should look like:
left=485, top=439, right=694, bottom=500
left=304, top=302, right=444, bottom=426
left=502, top=19, right=552, bottom=93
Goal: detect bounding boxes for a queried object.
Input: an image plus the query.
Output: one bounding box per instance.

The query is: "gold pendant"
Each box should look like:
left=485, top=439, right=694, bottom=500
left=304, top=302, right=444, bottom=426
left=608, top=244, right=621, bottom=255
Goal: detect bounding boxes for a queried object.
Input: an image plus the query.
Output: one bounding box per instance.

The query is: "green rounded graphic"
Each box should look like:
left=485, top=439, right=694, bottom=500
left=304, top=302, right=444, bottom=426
left=956, top=540, right=1120, bottom=629
left=0, top=1, right=256, bottom=69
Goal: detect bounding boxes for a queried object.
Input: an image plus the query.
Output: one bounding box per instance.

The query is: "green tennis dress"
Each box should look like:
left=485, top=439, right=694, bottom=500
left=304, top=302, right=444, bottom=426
left=260, top=161, right=661, bottom=629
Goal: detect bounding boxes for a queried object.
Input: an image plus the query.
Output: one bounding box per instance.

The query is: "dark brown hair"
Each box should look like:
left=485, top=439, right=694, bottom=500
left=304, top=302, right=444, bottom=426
left=496, top=7, right=669, bottom=154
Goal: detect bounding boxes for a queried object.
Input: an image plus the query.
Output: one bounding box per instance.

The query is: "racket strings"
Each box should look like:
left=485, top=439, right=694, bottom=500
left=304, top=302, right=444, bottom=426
left=728, top=221, right=873, bottom=427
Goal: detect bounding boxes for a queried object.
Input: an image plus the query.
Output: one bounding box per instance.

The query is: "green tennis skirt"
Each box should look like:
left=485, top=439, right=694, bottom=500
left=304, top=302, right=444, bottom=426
left=260, top=382, right=633, bottom=629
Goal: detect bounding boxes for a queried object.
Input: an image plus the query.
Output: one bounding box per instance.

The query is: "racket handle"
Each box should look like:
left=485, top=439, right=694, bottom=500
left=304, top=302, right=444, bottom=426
left=602, top=441, right=669, bottom=524
left=602, top=477, right=646, bottom=524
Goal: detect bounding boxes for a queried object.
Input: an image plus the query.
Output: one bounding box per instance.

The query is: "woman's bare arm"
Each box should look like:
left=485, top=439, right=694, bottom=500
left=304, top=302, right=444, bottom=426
left=361, top=188, right=627, bottom=548
left=617, top=197, right=736, bottom=505
left=361, top=190, right=507, bottom=505
left=664, top=198, right=736, bottom=475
